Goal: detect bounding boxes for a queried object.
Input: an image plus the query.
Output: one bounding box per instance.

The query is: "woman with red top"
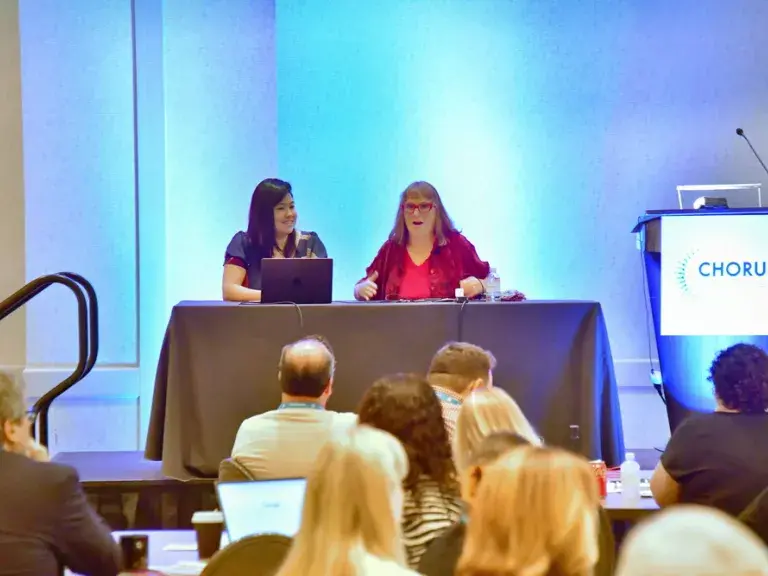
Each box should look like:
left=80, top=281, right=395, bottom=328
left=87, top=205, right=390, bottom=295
left=354, top=181, right=490, bottom=301
left=222, top=178, right=327, bottom=302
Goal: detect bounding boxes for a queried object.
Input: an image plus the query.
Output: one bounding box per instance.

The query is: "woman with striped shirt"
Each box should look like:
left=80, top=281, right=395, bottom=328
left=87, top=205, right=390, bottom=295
left=358, top=374, right=463, bottom=568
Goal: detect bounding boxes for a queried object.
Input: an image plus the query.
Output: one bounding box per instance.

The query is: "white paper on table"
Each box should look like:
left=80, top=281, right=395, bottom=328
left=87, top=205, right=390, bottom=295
left=152, top=561, right=206, bottom=575
left=163, top=543, right=198, bottom=552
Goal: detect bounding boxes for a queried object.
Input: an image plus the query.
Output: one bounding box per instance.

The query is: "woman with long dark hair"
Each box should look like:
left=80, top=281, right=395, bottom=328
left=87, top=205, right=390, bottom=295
left=358, top=374, right=463, bottom=568
left=223, top=178, right=327, bottom=301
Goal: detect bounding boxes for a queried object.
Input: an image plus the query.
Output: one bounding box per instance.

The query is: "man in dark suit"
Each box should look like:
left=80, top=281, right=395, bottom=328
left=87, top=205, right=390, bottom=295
left=0, top=372, right=122, bottom=576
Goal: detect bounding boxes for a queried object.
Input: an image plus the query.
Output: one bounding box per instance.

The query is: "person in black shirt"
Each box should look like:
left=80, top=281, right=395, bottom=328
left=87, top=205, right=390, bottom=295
left=651, top=343, right=768, bottom=516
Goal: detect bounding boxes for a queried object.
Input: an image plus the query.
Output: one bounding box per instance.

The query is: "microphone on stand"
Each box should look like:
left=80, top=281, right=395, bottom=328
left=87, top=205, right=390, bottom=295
left=736, top=127, right=768, bottom=178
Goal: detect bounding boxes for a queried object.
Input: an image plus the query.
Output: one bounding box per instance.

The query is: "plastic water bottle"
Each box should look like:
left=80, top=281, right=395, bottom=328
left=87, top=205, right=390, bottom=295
left=486, top=268, right=501, bottom=301
left=620, top=452, right=641, bottom=500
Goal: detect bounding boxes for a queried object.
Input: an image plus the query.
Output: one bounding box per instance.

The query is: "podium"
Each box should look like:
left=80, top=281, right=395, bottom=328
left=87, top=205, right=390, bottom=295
left=633, top=208, right=768, bottom=432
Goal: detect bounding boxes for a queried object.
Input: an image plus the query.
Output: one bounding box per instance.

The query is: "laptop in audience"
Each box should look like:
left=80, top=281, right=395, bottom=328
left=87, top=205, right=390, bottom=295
left=216, top=478, right=307, bottom=541
left=261, top=258, right=333, bottom=304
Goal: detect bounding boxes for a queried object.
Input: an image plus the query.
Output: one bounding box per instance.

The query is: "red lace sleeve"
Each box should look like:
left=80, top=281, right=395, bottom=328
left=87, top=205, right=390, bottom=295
left=454, top=233, right=490, bottom=279
left=358, top=240, right=397, bottom=300
left=361, top=241, right=391, bottom=283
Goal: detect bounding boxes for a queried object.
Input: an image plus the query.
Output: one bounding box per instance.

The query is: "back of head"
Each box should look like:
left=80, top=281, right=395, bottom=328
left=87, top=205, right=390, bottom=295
left=0, top=372, right=25, bottom=444
left=454, top=387, right=542, bottom=472
left=616, top=505, right=768, bottom=576
left=278, top=425, right=408, bottom=576
left=428, top=342, right=496, bottom=395
left=278, top=338, right=334, bottom=398
left=458, top=445, right=599, bottom=576
left=358, top=373, right=457, bottom=492
left=466, top=430, right=531, bottom=469
left=709, top=343, right=768, bottom=413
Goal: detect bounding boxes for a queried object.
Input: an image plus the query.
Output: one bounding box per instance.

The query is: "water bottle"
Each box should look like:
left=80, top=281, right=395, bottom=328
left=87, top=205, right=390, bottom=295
left=485, top=268, right=501, bottom=301
left=620, top=452, right=641, bottom=500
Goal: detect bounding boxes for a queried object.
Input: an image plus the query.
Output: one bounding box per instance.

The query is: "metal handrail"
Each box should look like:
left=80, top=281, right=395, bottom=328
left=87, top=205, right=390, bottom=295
left=0, top=273, right=98, bottom=447
left=56, top=273, right=99, bottom=377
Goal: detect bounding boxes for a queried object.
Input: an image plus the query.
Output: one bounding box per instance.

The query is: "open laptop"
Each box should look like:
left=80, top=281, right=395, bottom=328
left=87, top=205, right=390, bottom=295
left=217, top=478, right=307, bottom=541
left=261, top=258, right=333, bottom=304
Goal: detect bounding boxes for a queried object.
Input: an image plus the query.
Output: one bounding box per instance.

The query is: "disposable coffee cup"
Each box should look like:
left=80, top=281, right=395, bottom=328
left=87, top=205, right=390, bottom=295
left=192, top=510, right=224, bottom=560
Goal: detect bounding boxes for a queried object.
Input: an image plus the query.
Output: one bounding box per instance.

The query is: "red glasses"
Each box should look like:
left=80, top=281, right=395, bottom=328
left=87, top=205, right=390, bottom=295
left=403, top=202, right=435, bottom=215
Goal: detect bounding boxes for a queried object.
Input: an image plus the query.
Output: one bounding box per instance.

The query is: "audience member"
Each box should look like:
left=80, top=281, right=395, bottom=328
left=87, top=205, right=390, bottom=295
left=739, top=484, right=768, bottom=545
left=276, top=425, right=418, bottom=575
left=427, top=342, right=496, bottom=443
left=616, top=505, right=768, bottom=576
left=456, top=445, right=599, bottom=576
left=358, top=374, right=463, bottom=568
left=418, top=431, right=530, bottom=576
left=650, top=343, right=768, bottom=515
left=453, top=387, right=542, bottom=472
left=0, top=373, right=121, bottom=576
left=231, top=336, right=357, bottom=479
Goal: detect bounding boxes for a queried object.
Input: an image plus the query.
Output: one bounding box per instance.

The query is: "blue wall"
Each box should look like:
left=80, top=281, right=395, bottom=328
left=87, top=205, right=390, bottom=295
left=8, top=0, right=768, bottom=449
left=277, top=0, right=768, bottom=357
left=19, top=0, right=137, bottom=366
left=163, top=0, right=278, bottom=306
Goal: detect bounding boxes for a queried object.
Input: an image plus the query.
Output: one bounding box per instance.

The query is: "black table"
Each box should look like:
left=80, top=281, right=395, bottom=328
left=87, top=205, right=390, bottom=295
left=146, top=300, right=624, bottom=479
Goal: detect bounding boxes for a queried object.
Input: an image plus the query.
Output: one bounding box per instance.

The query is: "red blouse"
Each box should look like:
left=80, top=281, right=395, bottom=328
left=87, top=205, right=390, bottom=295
left=361, top=231, right=491, bottom=300
left=399, top=252, right=432, bottom=299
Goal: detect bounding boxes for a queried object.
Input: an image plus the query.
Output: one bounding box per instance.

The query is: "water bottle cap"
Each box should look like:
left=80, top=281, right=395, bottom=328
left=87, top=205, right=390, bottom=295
left=625, top=452, right=636, bottom=461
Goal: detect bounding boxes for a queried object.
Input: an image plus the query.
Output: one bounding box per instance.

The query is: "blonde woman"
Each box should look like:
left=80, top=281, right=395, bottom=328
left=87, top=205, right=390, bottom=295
left=454, top=387, right=542, bottom=472
left=457, top=445, right=599, bottom=576
left=616, top=505, right=768, bottom=576
left=276, top=425, right=418, bottom=576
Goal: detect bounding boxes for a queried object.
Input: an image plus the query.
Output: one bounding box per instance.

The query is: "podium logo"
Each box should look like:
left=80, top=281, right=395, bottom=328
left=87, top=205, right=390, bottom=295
left=676, top=250, right=697, bottom=293
left=697, top=261, right=767, bottom=277
left=676, top=250, right=768, bottom=293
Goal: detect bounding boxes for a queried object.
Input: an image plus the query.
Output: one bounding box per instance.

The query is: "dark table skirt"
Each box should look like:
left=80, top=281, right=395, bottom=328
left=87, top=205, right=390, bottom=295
left=145, top=300, right=624, bottom=479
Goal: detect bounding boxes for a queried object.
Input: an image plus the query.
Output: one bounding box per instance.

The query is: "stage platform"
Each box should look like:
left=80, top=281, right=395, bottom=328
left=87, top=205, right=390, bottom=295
left=54, top=449, right=661, bottom=530
left=53, top=451, right=216, bottom=530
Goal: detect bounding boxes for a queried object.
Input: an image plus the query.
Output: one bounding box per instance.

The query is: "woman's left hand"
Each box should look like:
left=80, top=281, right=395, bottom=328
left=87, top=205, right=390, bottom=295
left=460, top=276, right=484, bottom=298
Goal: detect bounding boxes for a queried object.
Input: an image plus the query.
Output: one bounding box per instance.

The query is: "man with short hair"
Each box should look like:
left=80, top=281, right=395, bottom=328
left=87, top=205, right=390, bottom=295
left=231, top=336, right=357, bottom=479
left=0, top=373, right=121, bottom=576
left=427, top=342, right=496, bottom=443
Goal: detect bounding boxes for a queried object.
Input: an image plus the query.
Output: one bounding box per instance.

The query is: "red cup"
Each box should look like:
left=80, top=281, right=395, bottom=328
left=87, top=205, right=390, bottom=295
left=589, top=460, right=608, bottom=498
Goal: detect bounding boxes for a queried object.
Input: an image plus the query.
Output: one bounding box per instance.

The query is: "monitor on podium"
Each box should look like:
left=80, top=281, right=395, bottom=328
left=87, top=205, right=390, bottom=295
left=676, top=183, right=762, bottom=210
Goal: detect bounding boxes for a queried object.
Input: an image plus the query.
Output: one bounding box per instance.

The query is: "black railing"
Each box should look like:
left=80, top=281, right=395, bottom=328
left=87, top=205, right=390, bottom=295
left=0, top=273, right=98, bottom=447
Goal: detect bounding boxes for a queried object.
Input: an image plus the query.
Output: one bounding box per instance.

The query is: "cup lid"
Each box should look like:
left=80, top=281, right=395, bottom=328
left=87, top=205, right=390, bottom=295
left=192, top=510, right=224, bottom=523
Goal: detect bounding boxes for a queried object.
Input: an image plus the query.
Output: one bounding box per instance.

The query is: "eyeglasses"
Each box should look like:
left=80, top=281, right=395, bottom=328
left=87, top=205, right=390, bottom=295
left=402, top=202, right=435, bottom=215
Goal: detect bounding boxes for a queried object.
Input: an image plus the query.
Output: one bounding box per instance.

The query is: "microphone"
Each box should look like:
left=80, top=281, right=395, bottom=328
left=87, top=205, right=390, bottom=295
left=736, top=127, right=768, bottom=178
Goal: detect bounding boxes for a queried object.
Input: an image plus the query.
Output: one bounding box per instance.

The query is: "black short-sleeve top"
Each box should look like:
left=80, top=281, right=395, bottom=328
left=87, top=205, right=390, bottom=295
left=224, top=230, right=327, bottom=290
left=661, top=411, right=768, bottom=516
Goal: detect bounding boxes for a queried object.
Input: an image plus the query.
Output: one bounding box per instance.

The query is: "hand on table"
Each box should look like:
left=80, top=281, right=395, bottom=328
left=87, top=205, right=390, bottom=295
left=460, top=276, right=484, bottom=298
left=355, top=271, right=379, bottom=301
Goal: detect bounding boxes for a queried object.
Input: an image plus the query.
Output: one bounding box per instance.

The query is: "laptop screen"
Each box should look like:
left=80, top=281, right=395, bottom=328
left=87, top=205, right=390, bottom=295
left=217, top=478, right=307, bottom=541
